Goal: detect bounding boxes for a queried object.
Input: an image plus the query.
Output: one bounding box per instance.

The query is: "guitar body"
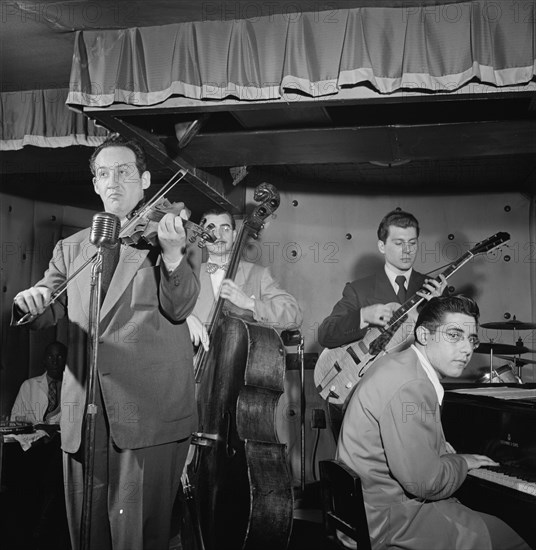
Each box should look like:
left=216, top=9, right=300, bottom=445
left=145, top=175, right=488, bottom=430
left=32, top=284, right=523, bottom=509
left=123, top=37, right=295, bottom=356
left=314, top=307, right=417, bottom=406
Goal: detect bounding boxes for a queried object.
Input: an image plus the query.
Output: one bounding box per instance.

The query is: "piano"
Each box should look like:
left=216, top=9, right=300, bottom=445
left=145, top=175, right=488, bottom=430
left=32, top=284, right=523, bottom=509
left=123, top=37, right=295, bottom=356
left=442, top=384, right=536, bottom=550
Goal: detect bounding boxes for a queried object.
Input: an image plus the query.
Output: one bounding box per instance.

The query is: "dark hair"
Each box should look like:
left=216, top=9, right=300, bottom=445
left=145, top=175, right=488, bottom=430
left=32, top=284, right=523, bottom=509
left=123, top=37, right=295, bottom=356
left=377, top=210, right=420, bottom=242
left=89, top=133, right=147, bottom=176
left=200, top=208, right=236, bottom=230
left=44, top=341, right=67, bottom=356
left=414, top=296, right=479, bottom=341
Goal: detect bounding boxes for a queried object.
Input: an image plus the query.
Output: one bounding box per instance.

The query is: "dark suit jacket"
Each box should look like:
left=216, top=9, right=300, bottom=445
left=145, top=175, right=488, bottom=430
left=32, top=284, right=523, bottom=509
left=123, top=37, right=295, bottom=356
left=318, top=269, right=427, bottom=348
left=14, top=228, right=201, bottom=453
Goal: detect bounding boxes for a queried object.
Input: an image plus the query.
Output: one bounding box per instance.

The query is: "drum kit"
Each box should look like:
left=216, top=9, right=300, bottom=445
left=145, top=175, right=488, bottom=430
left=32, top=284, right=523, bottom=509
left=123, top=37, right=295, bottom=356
left=475, top=317, right=536, bottom=384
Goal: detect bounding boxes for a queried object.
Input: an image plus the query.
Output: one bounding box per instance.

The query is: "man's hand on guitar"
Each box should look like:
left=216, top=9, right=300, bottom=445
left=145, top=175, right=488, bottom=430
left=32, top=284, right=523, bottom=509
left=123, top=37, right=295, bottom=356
left=361, top=303, right=399, bottom=327
left=417, top=274, right=447, bottom=301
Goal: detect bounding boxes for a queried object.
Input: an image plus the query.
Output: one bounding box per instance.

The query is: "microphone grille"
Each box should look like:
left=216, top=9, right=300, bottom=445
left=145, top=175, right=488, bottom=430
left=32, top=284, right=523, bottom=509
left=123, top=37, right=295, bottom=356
left=90, top=212, right=121, bottom=247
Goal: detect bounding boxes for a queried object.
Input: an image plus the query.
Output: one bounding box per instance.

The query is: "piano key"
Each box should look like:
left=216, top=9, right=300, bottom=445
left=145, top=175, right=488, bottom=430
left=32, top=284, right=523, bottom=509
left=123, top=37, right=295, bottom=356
left=468, top=468, right=536, bottom=497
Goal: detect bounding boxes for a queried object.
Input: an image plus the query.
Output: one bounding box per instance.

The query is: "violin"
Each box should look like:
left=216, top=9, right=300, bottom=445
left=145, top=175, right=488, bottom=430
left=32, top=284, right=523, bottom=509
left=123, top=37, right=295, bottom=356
left=118, top=168, right=215, bottom=248
left=119, top=196, right=215, bottom=248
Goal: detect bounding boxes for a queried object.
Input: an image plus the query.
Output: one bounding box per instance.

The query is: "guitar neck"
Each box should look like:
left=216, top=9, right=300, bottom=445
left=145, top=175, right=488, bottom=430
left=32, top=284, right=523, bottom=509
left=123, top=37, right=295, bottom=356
left=387, top=250, right=475, bottom=328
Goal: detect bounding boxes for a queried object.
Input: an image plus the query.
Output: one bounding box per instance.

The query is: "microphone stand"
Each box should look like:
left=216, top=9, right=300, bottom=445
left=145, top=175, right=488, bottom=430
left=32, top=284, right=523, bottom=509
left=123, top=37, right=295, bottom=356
left=80, top=248, right=105, bottom=550
left=297, top=333, right=305, bottom=494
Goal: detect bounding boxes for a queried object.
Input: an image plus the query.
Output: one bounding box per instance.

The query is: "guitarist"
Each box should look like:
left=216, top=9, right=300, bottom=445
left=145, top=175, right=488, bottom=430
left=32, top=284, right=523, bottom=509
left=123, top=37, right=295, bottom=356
left=318, top=210, right=446, bottom=435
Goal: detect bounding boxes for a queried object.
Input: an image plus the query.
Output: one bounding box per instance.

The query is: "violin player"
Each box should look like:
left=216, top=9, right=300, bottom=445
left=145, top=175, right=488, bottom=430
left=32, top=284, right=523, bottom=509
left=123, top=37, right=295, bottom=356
left=12, top=134, right=201, bottom=550
left=185, top=207, right=303, bottom=351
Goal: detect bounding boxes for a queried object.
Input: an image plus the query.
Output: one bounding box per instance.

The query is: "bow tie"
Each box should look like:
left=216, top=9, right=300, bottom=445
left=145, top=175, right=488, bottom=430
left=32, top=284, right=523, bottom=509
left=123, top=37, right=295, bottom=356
left=206, top=262, right=228, bottom=274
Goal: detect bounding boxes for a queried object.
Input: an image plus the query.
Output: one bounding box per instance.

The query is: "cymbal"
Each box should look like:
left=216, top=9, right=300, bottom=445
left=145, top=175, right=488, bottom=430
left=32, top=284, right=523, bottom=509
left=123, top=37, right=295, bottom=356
left=480, top=319, right=536, bottom=330
left=473, top=342, right=530, bottom=355
left=496, top=355, right=536, bottom=366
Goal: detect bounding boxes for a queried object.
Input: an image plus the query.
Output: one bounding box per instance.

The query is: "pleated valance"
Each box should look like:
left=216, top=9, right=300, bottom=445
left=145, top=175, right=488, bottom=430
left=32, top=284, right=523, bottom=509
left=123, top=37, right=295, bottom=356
left=1, top=89, right=107, bottom=151
left=67, top=0, right=536, bottom=107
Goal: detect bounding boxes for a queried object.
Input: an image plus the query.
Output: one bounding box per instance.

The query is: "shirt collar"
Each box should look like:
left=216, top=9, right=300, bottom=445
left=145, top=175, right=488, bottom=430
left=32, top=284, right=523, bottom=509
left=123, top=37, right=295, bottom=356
left=411, top=344, right=444, bottom=404
left=384, top=264, right=412, bottom=292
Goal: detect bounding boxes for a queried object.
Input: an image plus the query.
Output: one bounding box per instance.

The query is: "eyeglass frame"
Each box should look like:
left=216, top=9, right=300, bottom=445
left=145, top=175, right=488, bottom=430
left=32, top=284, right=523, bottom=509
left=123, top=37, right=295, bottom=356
left=428, top=327, right=480, bottom=350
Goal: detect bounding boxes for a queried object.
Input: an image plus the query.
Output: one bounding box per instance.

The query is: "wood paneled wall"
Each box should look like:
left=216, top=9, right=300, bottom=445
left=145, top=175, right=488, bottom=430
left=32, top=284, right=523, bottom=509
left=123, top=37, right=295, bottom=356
left=0, top=193, right=93, bottom=417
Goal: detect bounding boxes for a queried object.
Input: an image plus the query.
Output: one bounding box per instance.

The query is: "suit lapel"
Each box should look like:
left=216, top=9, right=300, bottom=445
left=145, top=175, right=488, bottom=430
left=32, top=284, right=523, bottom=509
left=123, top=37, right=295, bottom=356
left=407, top=271, right=424, bottom=297
left=234, top=261, right=247, bottom=289
left=196, top=263, right=217, bottom=322
left=100, top=245, right=150, bottom=320
left=73, top=237, right=96, bottom=323
left=375, top=270, right=398, bottom=302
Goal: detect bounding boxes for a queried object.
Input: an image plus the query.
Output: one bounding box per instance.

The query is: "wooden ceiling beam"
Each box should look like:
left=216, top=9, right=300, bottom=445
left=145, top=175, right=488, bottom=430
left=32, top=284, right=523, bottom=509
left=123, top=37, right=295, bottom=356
left=180, top=120, right=536, bottom=167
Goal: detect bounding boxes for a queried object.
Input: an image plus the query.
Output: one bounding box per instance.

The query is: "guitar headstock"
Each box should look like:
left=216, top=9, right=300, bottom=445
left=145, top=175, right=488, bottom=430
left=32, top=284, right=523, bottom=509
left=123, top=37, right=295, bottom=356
left=471, top=232, right=510, bottom=255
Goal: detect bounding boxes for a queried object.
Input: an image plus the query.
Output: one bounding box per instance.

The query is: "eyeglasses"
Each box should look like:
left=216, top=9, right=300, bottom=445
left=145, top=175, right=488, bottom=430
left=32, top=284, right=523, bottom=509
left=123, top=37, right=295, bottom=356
left=431, top=329, right=480, bottom=350
left=204, top=223, right=233, bottom=234
left=94, top=164, right=138, bottom=181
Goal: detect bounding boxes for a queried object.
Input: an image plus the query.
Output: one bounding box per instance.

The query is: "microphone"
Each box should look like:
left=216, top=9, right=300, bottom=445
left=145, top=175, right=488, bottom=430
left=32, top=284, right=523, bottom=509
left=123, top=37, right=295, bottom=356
left=90, top=212, right=121, bottom=248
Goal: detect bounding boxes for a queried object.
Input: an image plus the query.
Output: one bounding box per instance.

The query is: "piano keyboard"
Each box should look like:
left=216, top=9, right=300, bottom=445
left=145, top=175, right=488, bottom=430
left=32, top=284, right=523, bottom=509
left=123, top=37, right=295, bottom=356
left=468, top=467, right=536, bottom=497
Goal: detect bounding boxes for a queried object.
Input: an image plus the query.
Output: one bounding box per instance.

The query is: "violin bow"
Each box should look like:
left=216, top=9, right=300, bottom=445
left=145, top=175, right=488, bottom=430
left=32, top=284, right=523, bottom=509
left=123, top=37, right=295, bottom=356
left=119, top=169, right=188, bottom=239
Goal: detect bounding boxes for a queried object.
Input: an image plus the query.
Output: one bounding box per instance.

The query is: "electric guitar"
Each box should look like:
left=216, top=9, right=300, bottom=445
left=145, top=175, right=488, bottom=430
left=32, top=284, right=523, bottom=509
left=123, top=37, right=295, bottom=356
left=314, top=232, right=510, bottom=406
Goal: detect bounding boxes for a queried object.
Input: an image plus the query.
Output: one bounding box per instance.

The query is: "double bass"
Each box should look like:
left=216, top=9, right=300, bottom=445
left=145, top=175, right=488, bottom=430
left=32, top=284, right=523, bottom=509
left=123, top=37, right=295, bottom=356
left=187, top=183, right=294, bottom=550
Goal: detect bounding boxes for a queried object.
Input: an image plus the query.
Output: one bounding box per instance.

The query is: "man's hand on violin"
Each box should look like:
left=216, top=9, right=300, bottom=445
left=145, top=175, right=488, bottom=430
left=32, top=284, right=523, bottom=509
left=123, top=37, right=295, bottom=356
left=416, top=274, right=447, bottom=301
left=14, top=286, right=51, bottom=317
left=219, top=280, right=255, bottom=311
left=186, top=314, right=209, bottom=351
left=158, top=212, right=186, bottom=266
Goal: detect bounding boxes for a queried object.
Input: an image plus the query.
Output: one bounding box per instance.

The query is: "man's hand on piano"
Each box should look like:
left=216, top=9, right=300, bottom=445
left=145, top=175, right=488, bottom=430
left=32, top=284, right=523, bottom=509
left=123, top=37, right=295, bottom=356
left=459, top=454, right=499, bottom=470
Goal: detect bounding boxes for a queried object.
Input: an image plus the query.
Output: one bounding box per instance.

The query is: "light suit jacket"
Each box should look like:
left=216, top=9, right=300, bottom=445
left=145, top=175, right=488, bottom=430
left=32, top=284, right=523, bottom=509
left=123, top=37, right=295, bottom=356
left=193, top=261, right=302, bottom=331
left=10, top=372, right=59, bottom=424
left=337, top=347, right=491, bottom=550
left=14, top=228, right=200, bottom=453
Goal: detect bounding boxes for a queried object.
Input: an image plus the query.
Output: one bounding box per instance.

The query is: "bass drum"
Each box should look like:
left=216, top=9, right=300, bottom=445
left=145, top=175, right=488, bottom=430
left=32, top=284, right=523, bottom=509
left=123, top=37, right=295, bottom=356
left=478, top=364, right=522, bottom=384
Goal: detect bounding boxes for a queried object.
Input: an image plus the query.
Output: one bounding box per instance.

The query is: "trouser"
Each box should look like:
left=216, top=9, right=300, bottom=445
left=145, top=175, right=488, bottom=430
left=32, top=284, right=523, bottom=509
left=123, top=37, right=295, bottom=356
left=63, top=379, right=190, bottom=550
left=478, top=511, right=532, bottom=550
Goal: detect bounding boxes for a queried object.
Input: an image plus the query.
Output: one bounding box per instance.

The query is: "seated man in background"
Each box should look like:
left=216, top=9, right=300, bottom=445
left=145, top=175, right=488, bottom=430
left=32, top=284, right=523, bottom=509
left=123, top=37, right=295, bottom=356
left=337, top=296, right=529, bottom=550
left=7, top=340, right=69, bottom=549
left=11, top=340, right=67, bottom=424
left=186, top=207, right=302, bottom=350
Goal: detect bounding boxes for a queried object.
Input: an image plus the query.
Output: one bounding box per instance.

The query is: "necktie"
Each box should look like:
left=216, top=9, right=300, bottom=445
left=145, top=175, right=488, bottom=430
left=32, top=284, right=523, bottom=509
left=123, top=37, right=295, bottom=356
left=395, top=275, right=407, bottom=304
left=206, top=262, right=228, bottom=274
left=44, top=379, right=58, bottom=420
left=101, top=243, right=121, bottom=300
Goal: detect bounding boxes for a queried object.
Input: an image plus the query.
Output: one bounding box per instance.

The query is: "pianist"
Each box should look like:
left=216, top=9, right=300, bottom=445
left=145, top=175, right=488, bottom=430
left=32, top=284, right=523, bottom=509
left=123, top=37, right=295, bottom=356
left=337, top=296, right=530, bottom=550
